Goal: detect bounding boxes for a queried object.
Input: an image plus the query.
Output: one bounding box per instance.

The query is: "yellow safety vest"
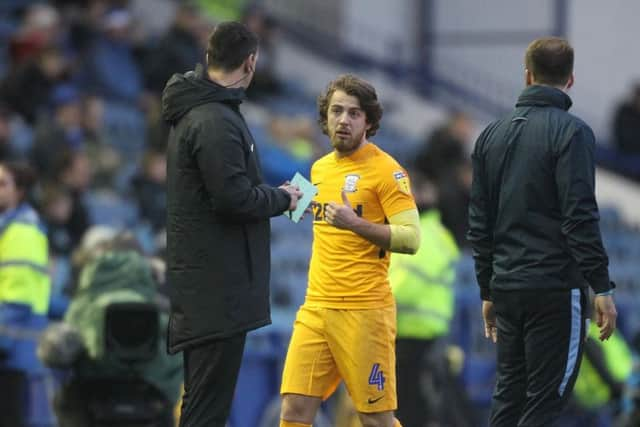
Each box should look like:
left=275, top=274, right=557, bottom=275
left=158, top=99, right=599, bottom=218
left=573, top=322, right=633, bottom=409
left=390, top=210, right=459, bottom=339
left=0, top=206, right=50, bottom=315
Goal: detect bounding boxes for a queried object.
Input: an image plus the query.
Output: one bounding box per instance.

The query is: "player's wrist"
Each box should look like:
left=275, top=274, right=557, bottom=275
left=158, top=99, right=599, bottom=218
left=346, top=214, right=364, bottom=232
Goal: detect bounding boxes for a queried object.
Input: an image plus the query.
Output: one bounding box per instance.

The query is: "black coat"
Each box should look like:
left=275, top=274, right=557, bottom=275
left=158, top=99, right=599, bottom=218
left=468, top=85, right=612, bottom=300
left=162, top=65, right=290, bottom=353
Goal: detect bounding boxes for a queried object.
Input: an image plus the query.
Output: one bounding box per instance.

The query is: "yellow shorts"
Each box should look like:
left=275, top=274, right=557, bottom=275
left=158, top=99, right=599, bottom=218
left=280, top=304, right=397, bottom=413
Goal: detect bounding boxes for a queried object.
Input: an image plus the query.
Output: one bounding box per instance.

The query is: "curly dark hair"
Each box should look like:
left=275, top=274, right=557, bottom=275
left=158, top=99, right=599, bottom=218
left=317, top=74, right=383, bottom=138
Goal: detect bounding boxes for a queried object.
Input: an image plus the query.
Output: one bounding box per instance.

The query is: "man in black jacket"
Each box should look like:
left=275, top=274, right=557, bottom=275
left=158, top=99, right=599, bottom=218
left=467, top=37, right=618, bottom=426
left=162, top=22, right=302, bottom=427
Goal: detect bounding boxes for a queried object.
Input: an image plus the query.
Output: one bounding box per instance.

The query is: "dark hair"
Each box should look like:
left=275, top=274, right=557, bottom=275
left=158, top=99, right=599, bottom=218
left=206, top=21, right=258, bottom=72
left=317, top=74, right=383, bottom=138
left=0, top=161, right=37, bottom=202
left=525, top=37, right=574, bottom=86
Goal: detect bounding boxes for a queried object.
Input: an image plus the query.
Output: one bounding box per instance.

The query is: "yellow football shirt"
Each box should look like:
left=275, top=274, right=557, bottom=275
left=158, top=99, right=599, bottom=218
left=306, top=142, right=416, bottom=309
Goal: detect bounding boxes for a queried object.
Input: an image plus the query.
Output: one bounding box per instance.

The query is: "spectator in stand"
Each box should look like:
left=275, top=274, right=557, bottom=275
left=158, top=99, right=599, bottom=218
left=82, top=8, right=143, bottom=104
left=38, top=183, right=75, bottom=258
left=8, top=3, right=63, bottom=66
left=242, top=5, right=282, bottom=98
left=258, top=114, right=322, bottom=185
left=0, top=46, right=70, bottom=125
left=142, top=2, right=204, bottom=95
left=31, top=84, right=84, bottom=177
left=46, top=149, right=92, bottom=253
left=413, top=111, right=474, bottom=247
left=0, top=105, right=17, bottom=162
left=613, top=83, right=640, bottom=156
left=36, top=183, right=76, bottom=318
left=131, top=147, right=166, bottom=233
left=80, top=95, right=120, bottom=189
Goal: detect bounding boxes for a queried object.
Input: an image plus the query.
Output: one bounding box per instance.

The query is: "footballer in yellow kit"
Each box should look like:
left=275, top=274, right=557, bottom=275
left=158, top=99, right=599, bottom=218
left=280, top=74, right=420, bottom=427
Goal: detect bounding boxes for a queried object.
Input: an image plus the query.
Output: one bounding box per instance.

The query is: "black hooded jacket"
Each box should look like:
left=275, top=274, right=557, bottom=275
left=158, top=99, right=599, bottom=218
left=468, top=85, right=612, bottom=300
left=162, top=64, right=290, bottom=353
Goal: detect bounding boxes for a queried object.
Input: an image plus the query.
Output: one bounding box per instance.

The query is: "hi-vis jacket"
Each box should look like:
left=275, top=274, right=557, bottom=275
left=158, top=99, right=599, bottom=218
left=390, top=210, right=459, bottom=339
left=0, top=203, right=50, bottom=371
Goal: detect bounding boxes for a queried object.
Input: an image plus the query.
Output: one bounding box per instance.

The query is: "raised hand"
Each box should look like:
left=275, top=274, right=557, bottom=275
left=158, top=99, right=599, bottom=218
left=325, top=190, right=359, bottom=230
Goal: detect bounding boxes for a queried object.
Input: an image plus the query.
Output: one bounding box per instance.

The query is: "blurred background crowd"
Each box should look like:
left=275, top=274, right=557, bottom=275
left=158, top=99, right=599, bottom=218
left=0, top=0, right=639, bottom=426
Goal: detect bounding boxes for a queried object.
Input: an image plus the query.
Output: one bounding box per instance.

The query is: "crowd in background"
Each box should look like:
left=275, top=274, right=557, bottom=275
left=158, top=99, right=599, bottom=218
left=0, top=0, right=639, bottom=426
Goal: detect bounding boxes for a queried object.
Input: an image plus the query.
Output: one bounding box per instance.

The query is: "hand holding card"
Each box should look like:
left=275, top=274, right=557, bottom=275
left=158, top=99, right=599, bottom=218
left=286, top=172, right=318, bottom=223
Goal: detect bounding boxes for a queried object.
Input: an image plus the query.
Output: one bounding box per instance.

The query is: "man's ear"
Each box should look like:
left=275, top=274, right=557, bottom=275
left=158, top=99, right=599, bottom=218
left=525, top=68, right=533, bottom=86
left=247, top=53, right=256, bottom=73
left=565, top=73, right=575, bottom=90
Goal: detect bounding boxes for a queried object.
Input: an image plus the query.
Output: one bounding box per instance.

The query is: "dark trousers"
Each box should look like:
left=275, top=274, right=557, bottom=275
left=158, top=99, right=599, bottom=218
left=179, top=332, right=247, bottom=427
left=0, top=369, right=26, bottom=427
left=396, top=338, right=435, bottom=427
left=489, top=288, right=588, bottom=427
left=397, top=338, right=477, bottom=427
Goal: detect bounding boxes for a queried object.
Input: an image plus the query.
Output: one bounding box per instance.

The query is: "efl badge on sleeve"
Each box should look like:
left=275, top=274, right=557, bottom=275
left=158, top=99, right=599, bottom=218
left=343, top=174, right=360, bottom=193
left=393, top=170, right=411, bottom=194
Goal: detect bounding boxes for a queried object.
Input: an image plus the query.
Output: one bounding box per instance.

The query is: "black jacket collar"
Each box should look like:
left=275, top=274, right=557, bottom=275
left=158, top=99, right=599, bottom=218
left=161, top=63, right=246, bottom=124
left=515, top=85, right=572, bottom=111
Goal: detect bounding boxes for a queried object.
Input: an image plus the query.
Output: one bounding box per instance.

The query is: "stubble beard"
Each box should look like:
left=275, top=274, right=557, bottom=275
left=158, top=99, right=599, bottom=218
left=331, top=129, right=366, bottom=154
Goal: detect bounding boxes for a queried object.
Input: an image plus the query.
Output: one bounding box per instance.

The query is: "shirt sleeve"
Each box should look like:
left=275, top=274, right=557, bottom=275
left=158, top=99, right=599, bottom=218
left=378, top=165, right=417, bottom=219
left=193, top=115, right=291, bottom=222
left=554, top=125, right=611, bottom=294
left=467, top=129, right=493, bottom=301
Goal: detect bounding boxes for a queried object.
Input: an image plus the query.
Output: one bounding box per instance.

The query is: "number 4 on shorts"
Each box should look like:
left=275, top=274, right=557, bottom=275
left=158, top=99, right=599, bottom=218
left=368, top=363, right=385, bottom=391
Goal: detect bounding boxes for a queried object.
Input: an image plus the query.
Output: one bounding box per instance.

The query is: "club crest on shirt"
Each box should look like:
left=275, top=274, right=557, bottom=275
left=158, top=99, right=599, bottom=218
left=393, top=170, right=411, bottom=194
left=343, top=174, right=360, bottom=193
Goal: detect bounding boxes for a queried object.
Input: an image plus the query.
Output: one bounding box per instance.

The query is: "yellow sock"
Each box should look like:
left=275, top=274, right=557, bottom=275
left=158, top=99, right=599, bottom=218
left=280, top=421, right=312, bottom=427
left=394, top=418, right=403, bottom=427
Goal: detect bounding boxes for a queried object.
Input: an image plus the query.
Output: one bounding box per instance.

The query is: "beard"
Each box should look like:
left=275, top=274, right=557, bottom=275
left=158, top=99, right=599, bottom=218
left=330, top=128, right=366, bottom=153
